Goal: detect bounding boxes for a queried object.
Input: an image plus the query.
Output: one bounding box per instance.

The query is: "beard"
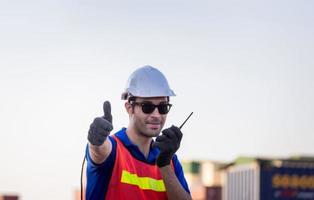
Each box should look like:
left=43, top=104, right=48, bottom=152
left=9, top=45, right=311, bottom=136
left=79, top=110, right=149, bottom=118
left=135, top=118, right=164, bottom=138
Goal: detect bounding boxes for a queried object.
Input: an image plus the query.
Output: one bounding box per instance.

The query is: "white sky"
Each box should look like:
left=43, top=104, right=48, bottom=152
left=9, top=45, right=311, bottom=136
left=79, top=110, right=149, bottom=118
left=1, top=0, right=314, bottom=200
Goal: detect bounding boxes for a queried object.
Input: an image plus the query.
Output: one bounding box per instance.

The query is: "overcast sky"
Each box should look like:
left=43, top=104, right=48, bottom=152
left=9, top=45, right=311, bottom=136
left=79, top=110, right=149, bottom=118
left=1, top=0, right=314, bottom=200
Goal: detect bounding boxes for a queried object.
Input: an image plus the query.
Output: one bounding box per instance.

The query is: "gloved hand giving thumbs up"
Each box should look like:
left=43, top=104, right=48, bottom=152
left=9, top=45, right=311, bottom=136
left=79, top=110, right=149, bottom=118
left=88, top=101, right=113, bottom=146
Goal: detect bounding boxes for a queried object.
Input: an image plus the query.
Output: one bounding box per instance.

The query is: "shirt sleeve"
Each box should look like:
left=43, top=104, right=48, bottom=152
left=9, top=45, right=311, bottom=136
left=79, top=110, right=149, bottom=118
left=172, top=154, right=191, bottom=194
left=85, top=136, right=117, bottom=200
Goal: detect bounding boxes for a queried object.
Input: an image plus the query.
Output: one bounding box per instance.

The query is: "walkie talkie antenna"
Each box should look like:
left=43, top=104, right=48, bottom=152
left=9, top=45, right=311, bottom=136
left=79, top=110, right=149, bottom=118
left=179, top=112, right=194, bottom=129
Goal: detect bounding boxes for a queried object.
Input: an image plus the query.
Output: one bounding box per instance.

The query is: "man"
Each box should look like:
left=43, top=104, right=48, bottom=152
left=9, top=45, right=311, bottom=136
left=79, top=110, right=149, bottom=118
left=85, top=65, right=191, bottom=200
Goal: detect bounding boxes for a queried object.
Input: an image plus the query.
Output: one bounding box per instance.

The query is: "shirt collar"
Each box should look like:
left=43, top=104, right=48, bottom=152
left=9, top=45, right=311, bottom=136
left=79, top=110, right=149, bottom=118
left=115, top=128, right=160, bottom=163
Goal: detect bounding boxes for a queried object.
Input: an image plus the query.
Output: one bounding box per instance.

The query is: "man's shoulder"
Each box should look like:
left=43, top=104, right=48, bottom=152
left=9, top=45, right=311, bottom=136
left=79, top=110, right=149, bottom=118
left=111, top=128, right=127, bottom=141
left=171, top=154, right=185, bottom=173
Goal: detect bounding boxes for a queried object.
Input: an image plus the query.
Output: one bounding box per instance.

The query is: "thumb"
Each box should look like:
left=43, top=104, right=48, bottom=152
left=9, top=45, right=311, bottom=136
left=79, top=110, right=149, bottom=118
left=103, top=101, right=112, bottom=123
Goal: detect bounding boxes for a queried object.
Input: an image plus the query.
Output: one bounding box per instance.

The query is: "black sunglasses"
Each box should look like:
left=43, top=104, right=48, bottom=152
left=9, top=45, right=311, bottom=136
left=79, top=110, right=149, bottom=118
left=131, top=102, right=172, bottom=114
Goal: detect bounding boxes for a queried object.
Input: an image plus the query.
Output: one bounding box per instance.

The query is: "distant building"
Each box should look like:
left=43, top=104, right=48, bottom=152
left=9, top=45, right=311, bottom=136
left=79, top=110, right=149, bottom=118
left=0, top=194, right=19, bottom=200
left=182, top=160, right=227, bottom=200
left=223, top=156, right=314, bottom=200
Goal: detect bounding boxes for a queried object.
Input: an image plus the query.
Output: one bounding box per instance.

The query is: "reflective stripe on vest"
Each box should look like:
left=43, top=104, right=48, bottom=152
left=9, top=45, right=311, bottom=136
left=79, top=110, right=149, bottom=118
left=121, top=170, right=166, bottom=192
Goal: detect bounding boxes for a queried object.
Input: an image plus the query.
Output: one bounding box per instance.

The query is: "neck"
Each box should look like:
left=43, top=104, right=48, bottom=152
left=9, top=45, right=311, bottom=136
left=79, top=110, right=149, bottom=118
left=126, top=126, right=152, bottom=159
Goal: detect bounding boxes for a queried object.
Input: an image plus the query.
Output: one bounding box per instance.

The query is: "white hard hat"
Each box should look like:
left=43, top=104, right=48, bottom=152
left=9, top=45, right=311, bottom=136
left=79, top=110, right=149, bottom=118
left=121, top=65, right=176, bottom=100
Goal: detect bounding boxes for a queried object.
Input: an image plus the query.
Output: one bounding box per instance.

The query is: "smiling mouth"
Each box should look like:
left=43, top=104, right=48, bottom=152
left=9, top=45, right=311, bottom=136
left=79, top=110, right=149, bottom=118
left=148, top=122, right=160, bottom=125
left=147, top=123, right=161, bottom=129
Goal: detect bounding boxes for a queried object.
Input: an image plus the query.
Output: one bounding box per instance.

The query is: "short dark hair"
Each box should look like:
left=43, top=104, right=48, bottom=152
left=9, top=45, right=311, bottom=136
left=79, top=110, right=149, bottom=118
left=128, top=96, right=170, bottom=103
left=128, top=96, right=136, bottom=103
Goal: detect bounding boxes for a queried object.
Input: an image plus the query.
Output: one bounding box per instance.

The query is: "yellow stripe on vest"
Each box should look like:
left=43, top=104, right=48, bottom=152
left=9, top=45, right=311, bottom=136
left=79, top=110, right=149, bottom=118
left=120, top=170, right=166, bottom=192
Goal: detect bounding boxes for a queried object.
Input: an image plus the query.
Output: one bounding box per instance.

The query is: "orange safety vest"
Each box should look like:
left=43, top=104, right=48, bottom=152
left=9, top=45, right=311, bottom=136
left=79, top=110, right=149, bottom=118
left=105, top=135, right=170, bottom=200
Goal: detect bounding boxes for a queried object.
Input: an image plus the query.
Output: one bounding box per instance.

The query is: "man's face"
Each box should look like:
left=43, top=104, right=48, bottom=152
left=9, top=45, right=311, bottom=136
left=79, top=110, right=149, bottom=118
left=127, top=97, right=170, bottom=138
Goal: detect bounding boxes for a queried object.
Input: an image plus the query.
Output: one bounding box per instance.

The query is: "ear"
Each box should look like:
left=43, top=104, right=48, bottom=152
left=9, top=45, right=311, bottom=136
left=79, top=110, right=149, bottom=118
left=125, top=102, right=133, bottom=114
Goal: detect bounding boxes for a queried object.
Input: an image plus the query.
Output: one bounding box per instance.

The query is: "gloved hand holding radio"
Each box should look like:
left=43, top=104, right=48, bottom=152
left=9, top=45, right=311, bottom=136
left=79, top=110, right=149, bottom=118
left=88, top=101, right=113, bottom=146
left=153, top=125, right=183, bottom=168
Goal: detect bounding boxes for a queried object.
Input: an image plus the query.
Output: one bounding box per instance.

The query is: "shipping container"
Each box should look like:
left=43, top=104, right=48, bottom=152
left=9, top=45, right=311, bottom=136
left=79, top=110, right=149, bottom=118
left=224, top=157, right=314, bottom=200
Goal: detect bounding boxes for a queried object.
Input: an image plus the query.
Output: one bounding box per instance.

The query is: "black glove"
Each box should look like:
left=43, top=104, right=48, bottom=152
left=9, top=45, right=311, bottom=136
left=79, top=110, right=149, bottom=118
left=88, top=101, right=113, bottom=146
left=153, top=125, right=183, bottom=168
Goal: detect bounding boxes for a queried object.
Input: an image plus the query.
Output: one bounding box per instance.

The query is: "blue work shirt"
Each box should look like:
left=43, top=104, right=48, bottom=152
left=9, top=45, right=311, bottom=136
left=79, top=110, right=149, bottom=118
left=85, top=128, right=190, bottom=200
